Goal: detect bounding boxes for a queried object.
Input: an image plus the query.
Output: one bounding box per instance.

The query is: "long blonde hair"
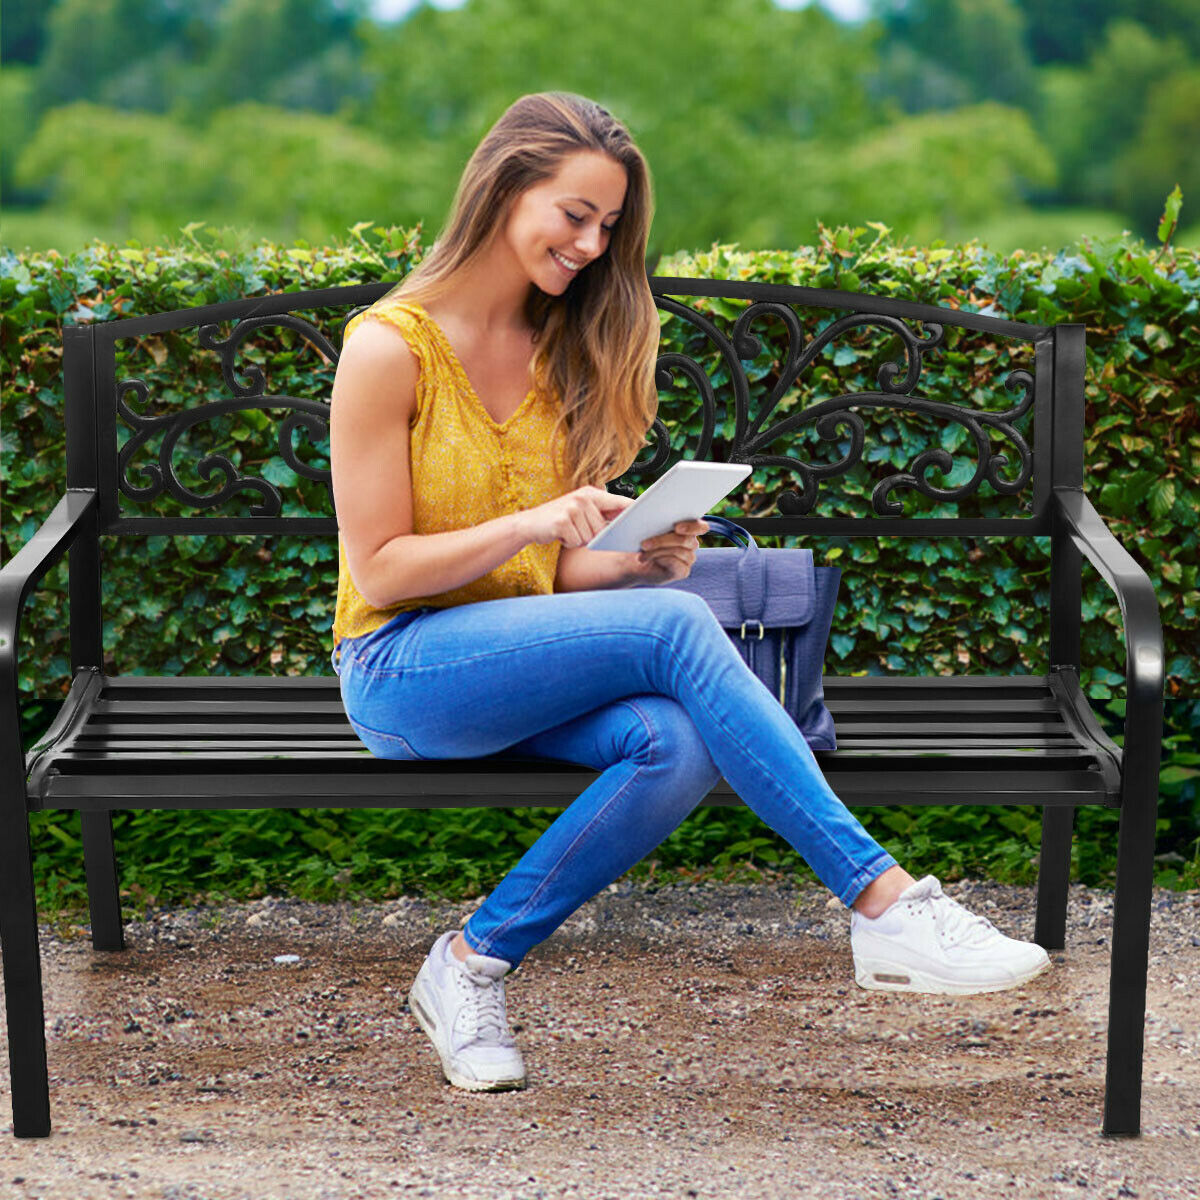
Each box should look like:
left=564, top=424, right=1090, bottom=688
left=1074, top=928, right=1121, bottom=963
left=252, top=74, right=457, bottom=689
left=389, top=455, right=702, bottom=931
left=380, top=91, right=659, bottom=492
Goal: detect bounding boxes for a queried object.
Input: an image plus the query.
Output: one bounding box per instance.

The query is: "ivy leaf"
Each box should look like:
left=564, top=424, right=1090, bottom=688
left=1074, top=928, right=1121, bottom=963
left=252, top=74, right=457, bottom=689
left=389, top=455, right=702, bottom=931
left=262, top=459, right=298, bottom=488
left=1148, top=478, right=1176, bottom=520
left=1143, top=323, right=1174, bottom=353
left=1158, top=183, right=1183, bottom=244
left=830, top=633, right=856, bottom=657
left=940, top=423, right=967, bottom=453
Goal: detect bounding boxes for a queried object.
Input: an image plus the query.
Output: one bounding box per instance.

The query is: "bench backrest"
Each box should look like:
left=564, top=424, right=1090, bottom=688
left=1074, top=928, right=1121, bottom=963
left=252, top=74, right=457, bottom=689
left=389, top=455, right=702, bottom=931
left=62, top=278, right=1085, bottom=541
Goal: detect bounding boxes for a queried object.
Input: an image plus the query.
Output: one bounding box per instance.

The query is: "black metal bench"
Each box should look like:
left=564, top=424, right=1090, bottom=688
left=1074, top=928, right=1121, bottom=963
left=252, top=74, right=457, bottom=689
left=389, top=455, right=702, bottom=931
left=1, top=278, right=1164, bottom=1138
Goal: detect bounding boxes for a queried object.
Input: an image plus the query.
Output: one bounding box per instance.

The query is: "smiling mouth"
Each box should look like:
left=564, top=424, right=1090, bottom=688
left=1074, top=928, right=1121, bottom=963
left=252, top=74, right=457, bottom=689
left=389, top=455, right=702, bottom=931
left=549, top=249, right=583, bottom=274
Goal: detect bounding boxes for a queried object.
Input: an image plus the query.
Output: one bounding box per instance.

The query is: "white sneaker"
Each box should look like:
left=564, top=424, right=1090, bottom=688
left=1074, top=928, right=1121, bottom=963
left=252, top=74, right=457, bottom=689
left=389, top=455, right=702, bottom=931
left=850, top=875, right=1052, bottom=995
left=406, top=930, right=527, bottom=1091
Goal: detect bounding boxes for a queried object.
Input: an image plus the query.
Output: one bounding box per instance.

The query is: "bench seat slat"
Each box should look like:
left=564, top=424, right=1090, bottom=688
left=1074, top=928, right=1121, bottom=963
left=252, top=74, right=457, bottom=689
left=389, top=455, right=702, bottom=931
left=86, top=696, right=1067, bottom=718
left=24, top=669, right=1122, bottom=811
left=56, top=735, right=1091, bottom=752
left=68, top=718, right=1081, bottom=739
left=92, top=672, right=1059, bottom=694
left=29, top=771, right=1111, bottom=808
left=50, top=742, right=1101, bottom=760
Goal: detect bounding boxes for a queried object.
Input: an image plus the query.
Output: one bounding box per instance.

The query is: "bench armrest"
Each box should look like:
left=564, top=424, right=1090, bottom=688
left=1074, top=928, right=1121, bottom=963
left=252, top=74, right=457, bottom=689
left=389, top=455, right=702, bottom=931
left=1053, top=487, right=1164, bottom=708
left=1053, top=487, right=1165, bottom=812
left=0, top=489, right=98, bottom=726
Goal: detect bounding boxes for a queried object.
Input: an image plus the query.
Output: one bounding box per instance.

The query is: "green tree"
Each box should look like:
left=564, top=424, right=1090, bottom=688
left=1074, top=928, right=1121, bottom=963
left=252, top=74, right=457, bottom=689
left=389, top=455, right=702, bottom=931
left=867, top=0, right=1036, bottom=110
left=352, top=0, right=884, bottom=259
left=1032, top=19, right=1191, bottom=210
left=802, top=102, right=1058, bottom=242
left=1113, top=70, right=1200, bottom=233
left=1010, top=0, right=1200, bottom=64
left=11, top=100, right=414, bottom=245
left=31, top=0, right=189, bottom=121
left=1, top=65, right=42, bottom=207
left=29, top=0, right=372, bottom=125
left=191, top=0, right=373, bottom=117
left=12, top=102, right=208, bottom=231
left=2, top=0, right=62, bottom=64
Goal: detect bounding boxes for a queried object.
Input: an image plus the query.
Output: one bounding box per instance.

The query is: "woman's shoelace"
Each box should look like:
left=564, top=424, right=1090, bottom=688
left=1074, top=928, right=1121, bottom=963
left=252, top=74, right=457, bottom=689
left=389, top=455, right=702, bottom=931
left=454, top=968, right=516, bottom=1045
left=911, top=891, right=1001, bottom=948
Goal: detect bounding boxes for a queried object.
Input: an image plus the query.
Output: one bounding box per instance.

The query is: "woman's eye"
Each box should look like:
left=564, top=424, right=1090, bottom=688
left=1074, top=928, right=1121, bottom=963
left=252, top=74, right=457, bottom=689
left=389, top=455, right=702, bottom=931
left=566, top=212, right=616, bottom=235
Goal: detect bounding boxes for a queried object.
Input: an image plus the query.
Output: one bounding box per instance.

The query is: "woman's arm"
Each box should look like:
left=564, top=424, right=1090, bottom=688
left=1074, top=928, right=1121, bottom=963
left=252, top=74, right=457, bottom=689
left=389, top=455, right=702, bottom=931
left=554, top=545, right=642, bottom=592
left=333, top=322, right=540, bottom=607
left=555, top=518, right=710, bottom=591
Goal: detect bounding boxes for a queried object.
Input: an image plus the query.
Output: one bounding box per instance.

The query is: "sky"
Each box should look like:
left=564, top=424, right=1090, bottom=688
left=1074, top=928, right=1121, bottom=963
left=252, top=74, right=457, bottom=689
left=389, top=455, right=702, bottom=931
left=366, top=0, right=872, bottom=23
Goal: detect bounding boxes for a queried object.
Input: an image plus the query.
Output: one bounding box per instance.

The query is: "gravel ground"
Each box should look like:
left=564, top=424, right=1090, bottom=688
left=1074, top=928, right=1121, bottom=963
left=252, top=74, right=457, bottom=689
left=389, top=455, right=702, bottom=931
left=2, top=875, right=1199, bottom=1200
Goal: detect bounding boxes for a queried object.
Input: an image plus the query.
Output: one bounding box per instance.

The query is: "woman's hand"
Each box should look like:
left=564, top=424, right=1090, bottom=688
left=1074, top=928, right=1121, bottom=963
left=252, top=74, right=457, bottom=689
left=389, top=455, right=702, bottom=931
left=624, top=519, right=710, bottom=586
left=520, top=485, right=637, bottom=548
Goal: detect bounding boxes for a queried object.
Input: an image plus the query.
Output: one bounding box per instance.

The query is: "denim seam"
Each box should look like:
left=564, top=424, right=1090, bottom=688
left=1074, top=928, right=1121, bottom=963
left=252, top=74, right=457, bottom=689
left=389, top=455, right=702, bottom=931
left=841, top=852, right=900, bottom=910
left=345, top=713, right=422, bottom=758
left=349, top=616, right=425, bottom=676
left=466, top=698, right=657, bottom=961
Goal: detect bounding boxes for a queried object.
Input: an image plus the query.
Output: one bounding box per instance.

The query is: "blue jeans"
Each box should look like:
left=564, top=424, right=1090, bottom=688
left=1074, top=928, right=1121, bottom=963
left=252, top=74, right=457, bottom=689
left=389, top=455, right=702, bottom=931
left=331, top=588, right=897, bottom=971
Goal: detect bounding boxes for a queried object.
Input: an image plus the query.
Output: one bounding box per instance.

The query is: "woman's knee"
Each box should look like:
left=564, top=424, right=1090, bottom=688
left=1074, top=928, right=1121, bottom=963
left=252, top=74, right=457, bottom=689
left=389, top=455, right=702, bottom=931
left=649, top=588, right=731, bottom=656
left=648, top=586, right=717, bottom=625
left=621, top=695, right=721, bottom=790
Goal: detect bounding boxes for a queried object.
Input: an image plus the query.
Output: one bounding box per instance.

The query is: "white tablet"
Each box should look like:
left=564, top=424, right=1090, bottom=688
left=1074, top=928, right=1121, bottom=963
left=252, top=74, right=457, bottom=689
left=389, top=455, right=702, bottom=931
left=586, top=461, right=753, bottom=553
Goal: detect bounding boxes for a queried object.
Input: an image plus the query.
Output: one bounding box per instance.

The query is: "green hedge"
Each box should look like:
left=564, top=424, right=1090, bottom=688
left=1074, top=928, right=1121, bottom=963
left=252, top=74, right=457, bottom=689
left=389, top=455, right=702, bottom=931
left=3, top=219, right=1198, bottom=916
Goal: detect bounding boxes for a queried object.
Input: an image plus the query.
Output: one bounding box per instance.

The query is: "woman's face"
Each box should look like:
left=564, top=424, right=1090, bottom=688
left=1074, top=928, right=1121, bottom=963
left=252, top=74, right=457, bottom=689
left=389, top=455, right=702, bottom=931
left=505, top=150, right=628, bottom=294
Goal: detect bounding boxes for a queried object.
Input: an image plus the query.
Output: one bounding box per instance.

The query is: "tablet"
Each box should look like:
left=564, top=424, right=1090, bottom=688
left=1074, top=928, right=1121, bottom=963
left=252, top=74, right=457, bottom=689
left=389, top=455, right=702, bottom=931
left=586, top=461, right=753, bottom=553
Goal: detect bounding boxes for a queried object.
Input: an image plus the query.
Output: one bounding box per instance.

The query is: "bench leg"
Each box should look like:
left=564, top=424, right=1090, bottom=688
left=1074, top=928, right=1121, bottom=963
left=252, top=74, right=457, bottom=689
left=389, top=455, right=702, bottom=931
left=1034, top=805, right=1074, bottom=950
left=81, top=811, right=124, bottom=951
left=1102, top=787, right=1157, bottom=1138
left=0, top=807, right=52, bottom=1138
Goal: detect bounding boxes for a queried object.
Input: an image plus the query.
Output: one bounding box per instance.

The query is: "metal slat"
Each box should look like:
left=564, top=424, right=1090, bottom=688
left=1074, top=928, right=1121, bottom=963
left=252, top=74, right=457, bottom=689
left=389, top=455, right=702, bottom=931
left=59, top=735, right=1087, bottom=753
left=79, top=720, right=361, bottom=737
left=91, top=696, right=1066, bottom=718
left=830, top=721, right=1069, bottom=736
left=77, top=720, right=1074, bottom=740
left=95, top=673, right=1057, bottom=694
left=823, top=698, right=1062, bottom=714
left=100, top=675, right=337, bottom=689
left=816, top=744, right=1099, bottom=753
left=44, top=742, right=1103, bottom=769
left=89, top=700, right=350, bottom=717
left=821, top=675, right=1053, bottom=689
left=825, top=770, right=1110, bottom=798
left=835, top=734, right=1075, bottom=746
left=36, top=768, right=1114, bottom=809
left=70, top=734, right=367, bottom=744
left=30, top=671, right=1121, bottom=813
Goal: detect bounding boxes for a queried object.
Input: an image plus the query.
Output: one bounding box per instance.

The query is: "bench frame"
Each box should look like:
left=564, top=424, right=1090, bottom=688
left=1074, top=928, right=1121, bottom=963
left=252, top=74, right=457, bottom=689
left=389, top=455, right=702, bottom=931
left=0, top=279, right=1164, bottom=1138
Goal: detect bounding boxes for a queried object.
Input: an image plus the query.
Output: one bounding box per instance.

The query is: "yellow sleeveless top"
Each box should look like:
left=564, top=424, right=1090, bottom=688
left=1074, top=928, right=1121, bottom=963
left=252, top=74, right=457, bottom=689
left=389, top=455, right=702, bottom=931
left=331, top=297, right=565, bottom=646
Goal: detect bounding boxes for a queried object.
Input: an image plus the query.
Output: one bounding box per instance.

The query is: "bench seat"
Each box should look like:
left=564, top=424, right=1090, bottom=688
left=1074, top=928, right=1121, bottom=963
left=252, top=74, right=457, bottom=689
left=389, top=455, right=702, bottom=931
left=26, top=668, right=1122, bottom=811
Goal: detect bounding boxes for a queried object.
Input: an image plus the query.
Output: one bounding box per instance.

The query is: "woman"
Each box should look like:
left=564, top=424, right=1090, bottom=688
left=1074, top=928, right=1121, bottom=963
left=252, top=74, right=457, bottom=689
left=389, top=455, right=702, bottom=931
left=328, top=92, right=1050, bottom=1094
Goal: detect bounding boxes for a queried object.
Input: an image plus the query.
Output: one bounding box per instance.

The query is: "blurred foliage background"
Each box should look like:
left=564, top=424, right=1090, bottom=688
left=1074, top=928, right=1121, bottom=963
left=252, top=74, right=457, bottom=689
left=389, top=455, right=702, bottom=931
left=3, top=0, right=1200, bottom=262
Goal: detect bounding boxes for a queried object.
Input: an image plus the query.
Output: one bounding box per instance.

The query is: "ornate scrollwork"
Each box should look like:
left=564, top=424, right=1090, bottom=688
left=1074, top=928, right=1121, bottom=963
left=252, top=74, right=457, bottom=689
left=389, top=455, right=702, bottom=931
left=118, top=313, right=338, bottom=516
left=115, top=295, right=1033, bottom=519
left=626, top=297, right=1033, bottom=515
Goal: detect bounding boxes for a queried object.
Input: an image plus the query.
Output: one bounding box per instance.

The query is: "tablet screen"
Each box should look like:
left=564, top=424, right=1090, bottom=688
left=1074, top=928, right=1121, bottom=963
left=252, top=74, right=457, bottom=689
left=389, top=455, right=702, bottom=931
left=587, top=462, right=752, bottom=553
